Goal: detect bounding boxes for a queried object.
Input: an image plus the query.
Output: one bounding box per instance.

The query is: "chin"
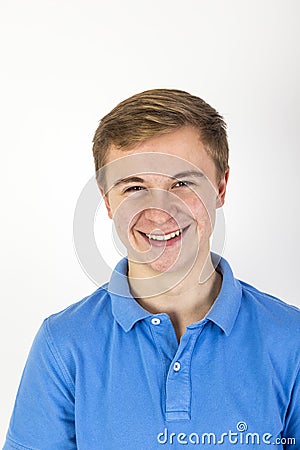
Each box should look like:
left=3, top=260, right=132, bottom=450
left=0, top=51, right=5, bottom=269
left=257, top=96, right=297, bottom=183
left=149, top=255, right=194, bottom=275
left=149, top=260, right=174, bottom=274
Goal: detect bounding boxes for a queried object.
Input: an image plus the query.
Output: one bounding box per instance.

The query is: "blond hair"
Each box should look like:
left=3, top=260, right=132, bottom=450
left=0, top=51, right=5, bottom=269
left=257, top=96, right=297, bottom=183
left=92, top=89, right=229, bottom=183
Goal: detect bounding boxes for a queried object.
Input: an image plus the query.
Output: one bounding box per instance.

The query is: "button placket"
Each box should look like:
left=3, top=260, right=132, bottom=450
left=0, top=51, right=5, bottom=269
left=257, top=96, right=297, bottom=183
left=149, top=315, right=178, bottom=365
left=165, top=328, right=204, bottom=421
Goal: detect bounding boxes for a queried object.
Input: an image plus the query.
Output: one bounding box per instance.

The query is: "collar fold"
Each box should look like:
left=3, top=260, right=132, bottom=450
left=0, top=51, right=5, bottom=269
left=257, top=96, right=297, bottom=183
left=108, top=254, right=242, bottom=335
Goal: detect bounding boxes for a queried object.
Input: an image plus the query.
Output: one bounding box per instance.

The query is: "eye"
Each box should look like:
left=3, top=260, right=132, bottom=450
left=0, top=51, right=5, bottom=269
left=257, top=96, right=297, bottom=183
left=173, top=180, right=194, bottom=188
left=123, top=185, right=145, bottom=193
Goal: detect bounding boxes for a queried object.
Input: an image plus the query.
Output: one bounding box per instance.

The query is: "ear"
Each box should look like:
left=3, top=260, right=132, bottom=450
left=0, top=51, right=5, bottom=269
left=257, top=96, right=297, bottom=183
left=216, top=168, right=230, bottom=208
left=99, top=185, right=113, bottom=219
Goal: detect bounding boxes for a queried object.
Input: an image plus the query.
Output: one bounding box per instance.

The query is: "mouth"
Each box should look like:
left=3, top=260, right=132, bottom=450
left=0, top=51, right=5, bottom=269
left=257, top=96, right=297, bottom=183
left=137, top=225, right=190, bottom=246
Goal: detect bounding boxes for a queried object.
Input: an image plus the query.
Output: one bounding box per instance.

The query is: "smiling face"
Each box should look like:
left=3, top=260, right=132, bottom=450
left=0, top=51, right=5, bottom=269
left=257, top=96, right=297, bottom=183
left=100, top=126, right=228, bottom=276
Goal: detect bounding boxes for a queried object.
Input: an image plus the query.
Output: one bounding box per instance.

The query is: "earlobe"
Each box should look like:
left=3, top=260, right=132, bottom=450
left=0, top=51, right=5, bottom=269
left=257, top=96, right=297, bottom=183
left=104, top=196, right=113, bottom=219
left=99, top=185, right=113, bottom=219
left=216, top=168, right=229, bottom=208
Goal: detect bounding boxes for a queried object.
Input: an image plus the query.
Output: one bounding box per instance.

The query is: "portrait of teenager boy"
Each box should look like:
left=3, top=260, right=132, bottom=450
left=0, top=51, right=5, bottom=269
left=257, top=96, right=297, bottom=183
left=4, top=89, right=300, bottom=449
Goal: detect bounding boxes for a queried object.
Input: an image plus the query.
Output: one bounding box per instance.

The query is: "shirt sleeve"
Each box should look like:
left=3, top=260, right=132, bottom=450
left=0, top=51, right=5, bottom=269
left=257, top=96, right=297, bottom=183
left=282, top=363, right=300, bottom=450
left=3, top=319, right=76, bottom=450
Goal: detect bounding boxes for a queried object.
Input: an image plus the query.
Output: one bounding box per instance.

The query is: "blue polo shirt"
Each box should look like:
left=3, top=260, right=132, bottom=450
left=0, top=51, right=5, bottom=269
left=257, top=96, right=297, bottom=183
left=3, top=255, right=300, bottom=449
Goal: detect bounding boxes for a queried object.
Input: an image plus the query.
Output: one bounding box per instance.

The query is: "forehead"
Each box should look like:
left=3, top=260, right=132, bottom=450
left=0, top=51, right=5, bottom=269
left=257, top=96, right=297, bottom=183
left=101, top=127, right=217, bottom=188
left=106, top=126, right=209, bottom=164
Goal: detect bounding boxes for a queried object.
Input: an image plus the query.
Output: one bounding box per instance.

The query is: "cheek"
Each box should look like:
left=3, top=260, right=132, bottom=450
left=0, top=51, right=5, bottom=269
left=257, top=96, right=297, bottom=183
left=114, top=209, right=133, bottom=236
left=186, top=195, right=215, bottom=228
left=110, top=197, right=142, bottom=238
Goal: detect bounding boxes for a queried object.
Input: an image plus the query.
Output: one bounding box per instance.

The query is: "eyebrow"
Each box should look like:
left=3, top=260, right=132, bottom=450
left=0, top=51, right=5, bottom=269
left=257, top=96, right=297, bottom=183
left=172, top=170, right=204, bottom=180
left=113, top=176, right=146, bottom=187
left=113, top=170, right=204, bottom=187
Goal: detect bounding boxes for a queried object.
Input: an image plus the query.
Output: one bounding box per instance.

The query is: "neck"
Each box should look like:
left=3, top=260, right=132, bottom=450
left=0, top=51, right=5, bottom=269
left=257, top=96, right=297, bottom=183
left=128, top=252, right=222, bottom=342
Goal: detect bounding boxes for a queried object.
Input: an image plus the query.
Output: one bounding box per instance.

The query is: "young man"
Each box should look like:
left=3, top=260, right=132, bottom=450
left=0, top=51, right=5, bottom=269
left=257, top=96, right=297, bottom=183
left=4, top=90, right=300, bottom=449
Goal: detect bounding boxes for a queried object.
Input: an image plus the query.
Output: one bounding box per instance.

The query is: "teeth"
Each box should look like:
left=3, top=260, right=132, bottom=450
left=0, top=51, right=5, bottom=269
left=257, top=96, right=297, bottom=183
left=145, top=229, right=182, bottom=241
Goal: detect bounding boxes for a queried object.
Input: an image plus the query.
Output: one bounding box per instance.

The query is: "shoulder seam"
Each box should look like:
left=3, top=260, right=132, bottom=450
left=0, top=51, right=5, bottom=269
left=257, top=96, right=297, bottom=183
left=241, top=283, right=300, bottom=313
left=5, top=436, right=36, bottom=450
left=43, top=319, right=75, bottom=396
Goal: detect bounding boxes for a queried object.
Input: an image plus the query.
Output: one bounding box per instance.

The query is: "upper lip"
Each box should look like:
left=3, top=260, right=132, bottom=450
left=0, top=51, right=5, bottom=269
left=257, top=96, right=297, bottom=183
left=138, top=225, right=190, bottom=236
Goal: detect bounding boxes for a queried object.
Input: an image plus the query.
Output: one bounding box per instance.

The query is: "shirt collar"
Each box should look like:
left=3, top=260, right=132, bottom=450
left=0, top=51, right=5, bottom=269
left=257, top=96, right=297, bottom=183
left=108, top=258, right=152, bottom=332
left=204, top=253, right=242, bottom=336
left=108, top=253, right=242, bottom=335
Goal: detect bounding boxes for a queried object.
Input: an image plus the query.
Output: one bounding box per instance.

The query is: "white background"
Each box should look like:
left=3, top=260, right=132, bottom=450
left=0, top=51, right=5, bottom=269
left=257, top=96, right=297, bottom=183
left=1, top=0, right=299, bottom=442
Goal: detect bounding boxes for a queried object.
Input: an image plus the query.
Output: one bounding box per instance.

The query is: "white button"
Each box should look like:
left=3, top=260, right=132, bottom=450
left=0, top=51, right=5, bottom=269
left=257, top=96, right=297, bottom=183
left=151, top=317, right=161, bottom=325
left=173, top=361, right=181, bottom=372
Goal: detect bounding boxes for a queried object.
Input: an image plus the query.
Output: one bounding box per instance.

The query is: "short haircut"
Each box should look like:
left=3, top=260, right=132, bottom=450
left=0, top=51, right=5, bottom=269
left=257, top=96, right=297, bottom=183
left=92, top=89, right=229, bottom=184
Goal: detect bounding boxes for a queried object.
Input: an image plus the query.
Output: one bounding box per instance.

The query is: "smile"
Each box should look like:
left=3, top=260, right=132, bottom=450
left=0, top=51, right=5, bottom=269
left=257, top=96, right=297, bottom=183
left=145, top=229, right=182, bottom=241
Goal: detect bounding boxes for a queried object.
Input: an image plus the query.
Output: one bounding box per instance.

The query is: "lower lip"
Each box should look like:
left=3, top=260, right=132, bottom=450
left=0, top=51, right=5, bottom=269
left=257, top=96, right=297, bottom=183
left=138, top=226, right=189, bottom=247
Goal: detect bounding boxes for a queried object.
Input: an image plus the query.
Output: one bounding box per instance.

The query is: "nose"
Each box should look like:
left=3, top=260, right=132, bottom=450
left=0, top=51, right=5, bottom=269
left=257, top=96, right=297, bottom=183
left=143, top=208, right=174, bottom=224
left=142, top=189, right=178, bottom=225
